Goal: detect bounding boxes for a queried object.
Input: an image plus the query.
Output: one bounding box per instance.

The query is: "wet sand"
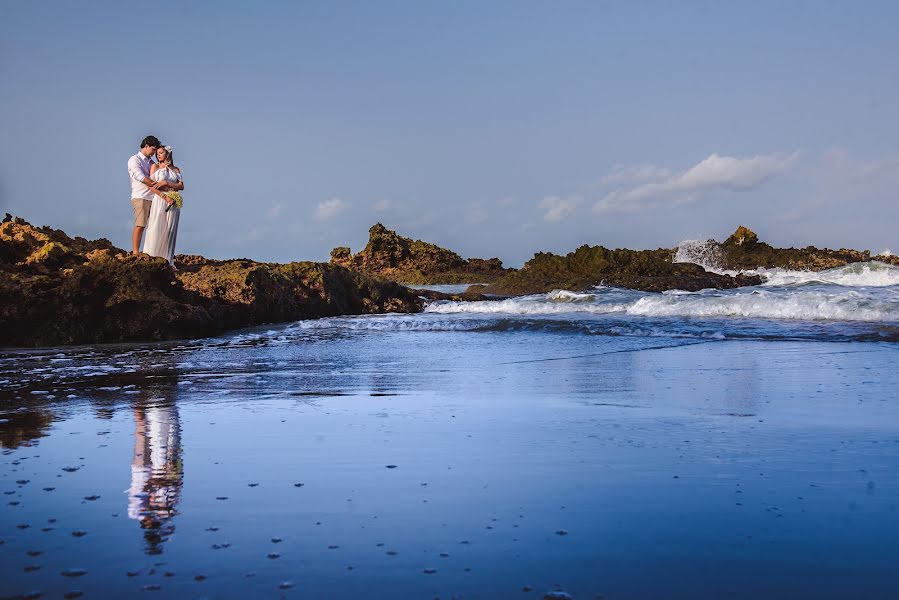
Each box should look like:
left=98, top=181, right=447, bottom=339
left=2, top=324, right=898, bottom=599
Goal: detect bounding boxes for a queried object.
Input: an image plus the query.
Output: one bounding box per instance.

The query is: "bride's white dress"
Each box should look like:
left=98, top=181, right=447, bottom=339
left=143, top=167, right=182, bottom=265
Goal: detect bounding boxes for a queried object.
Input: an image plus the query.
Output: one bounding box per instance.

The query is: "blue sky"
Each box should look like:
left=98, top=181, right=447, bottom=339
left=2, top=1, right=897, bottom=266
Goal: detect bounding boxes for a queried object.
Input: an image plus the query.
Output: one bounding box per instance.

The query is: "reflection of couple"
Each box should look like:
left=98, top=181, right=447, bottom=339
left=128, top=135, right=185, bottom=266
left=127, top=399, right=183, bottom=555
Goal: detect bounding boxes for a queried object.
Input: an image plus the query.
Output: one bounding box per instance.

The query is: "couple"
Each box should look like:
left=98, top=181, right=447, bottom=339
left=128, top=135, right=185, bottom=266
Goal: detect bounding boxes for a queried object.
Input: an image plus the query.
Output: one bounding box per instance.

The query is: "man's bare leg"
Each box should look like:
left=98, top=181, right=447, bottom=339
left=132, top=226, right=145, bottom=255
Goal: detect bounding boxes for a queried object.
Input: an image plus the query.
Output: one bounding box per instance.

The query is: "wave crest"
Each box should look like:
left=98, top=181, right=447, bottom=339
left=425, top=285, right=899, bottom=323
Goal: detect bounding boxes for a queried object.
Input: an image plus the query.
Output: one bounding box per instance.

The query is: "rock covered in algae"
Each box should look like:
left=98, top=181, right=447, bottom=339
left=0, top=215, right=422, bottom=347
left=717, top=225, right=895, bottom=271
left=479, top=245, right=763, bottom=295
left=330, top=223, right=510, bottom=285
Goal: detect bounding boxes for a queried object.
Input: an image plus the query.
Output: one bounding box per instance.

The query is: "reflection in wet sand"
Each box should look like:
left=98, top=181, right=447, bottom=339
left=0, top=408, right=55, bottom=449
left=127, top=397, right=183, bottom=555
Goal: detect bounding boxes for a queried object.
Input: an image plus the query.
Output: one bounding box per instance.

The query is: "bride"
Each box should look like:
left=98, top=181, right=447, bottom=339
left=143, top=145, right=184, bottom=266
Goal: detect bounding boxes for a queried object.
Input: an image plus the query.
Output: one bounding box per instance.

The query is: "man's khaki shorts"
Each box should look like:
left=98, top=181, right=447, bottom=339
left=131, top=198, right=152, bottom=227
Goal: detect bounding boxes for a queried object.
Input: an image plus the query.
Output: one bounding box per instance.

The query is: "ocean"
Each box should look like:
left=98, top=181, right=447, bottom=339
left=2, top=261, right=898, bottom=599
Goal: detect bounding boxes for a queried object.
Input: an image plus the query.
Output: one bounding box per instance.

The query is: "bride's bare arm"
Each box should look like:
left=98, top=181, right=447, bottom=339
left=167, top=168, right=184, bottom=191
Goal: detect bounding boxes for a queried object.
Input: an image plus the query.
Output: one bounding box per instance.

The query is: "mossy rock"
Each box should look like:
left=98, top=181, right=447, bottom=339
left=724, top=225, right=758, bottom=247
left=330, top=223, right=511, bottom=284
left=26, top=241, right=76, bottom=269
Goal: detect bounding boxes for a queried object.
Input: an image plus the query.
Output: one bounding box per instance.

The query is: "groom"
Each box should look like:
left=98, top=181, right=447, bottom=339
left=128, top=135, right=161, bottom=255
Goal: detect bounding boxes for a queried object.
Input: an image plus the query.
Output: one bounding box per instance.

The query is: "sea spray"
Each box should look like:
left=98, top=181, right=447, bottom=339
left=673, top=239, right=726, bottom=273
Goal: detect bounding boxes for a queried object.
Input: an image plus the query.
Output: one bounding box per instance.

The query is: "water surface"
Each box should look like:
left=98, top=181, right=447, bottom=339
left=2, top=268, right=899, bottom=598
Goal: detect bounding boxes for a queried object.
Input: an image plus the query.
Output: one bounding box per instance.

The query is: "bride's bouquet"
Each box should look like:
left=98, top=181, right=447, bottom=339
left=163, top=191, right=184, bottom=212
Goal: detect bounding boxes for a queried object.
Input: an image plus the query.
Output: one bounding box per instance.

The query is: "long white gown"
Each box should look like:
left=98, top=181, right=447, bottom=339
left=143, top=167, right=182, bottom=265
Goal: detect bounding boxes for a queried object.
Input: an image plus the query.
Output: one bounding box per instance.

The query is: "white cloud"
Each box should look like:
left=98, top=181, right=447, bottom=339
left=315, top=197, right=347, bottom=222
left=469, top=202, right=488, bottom=224
left=496, top=196, right=516, bottom=207
left=600, top=164, right=672, bottom=185
left=540, top=195, right=580, bottom=222
left=268, top=203, right=282, bottom=218
left=851, top=153, right=899, bottom=179
left=372, top=199, right=393, bottom=212
left=594, top=152, right=799, bottom=213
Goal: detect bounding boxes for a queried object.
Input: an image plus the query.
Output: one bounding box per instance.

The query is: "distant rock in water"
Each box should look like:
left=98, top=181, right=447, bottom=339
left=330, top=223, right=511, bottom=285
left=0, top=215, right=422, bottom=348
left=717, top=225, right=897, bottom=271
left=479, top=245, right=762, bottom=295
left=725, top=225, right=759, bottom=247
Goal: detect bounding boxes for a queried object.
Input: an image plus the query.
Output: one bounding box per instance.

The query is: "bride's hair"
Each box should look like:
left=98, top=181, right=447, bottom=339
left=158, top=146, right=175, bottom=168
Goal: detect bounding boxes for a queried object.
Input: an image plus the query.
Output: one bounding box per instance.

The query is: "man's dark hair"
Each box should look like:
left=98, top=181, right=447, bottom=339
left=141, top=135, right=161, bottom=149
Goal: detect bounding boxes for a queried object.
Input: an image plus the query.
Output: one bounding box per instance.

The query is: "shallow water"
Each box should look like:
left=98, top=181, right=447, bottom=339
left=3, top=273, right=899, bottom=598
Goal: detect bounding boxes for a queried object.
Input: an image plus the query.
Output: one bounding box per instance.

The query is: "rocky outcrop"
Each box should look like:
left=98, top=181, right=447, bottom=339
left=718, top=225, right=898, bottom=270
left=0, top=216, right=422, bottom=348
left=330, top=223, right=510, bottom=284
left=483, top=225, right=899, bottom=297
left=479, top=245, right=762, bottom=295
left=176, top=257, right=419, bottom=331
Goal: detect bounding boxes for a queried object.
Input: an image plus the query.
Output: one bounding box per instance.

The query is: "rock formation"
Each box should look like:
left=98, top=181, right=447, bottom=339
left=479, top=225, right=898, bottom=296
left=330, top=223, right=510, bottom=285
left=479, top=245, right=762, bottom=296
left=0, top=215, right=422, bottom=347
left=718, top=225, right=898, bottom=270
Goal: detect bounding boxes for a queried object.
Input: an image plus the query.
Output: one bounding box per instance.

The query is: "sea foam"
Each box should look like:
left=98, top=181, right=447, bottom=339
left=425, top=286, right=899, bottom=323
left=626, top=289, right=898, bottom=322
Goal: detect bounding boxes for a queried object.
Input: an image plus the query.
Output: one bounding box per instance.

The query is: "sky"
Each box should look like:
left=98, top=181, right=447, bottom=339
left=2, top=1, right=898, bottom=267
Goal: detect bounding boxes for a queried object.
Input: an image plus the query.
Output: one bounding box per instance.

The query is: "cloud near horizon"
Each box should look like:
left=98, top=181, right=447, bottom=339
left=314, top=197, right=347, bottom=221
left=539, top=195, right=580, bottom=222
left=469, top=202, right=488, bottom=224
left=594, top=152, right=799, bottom=213
left=599, top=164, right=673, bottom=185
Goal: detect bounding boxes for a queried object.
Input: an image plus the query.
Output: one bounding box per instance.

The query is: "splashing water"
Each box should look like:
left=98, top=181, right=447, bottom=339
left=673, top=239, right=725, bottom=272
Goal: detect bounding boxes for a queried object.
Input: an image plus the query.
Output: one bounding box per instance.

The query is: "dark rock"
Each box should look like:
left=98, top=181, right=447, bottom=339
left=414, top=288, right=501, bottom=302
left=330, top=223, right=511, bottom=284
left=0, top=217, right=423, bottom=348
left=481, top=245, right=762, bottom=295
left=717, top=226, right=889, bottom=271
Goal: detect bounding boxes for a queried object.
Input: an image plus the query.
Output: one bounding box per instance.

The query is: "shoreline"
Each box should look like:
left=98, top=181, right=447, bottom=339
left=3, top=215, right=896, bottom=348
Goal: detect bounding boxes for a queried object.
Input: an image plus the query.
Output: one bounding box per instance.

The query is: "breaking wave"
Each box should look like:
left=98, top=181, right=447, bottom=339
left=626, top=289, right=898, bottom=322
left=425, top=283, right=899, bottom=323
left=757, top=262, right=899, bottom=287
left=673, top=239, right=724, bottom=272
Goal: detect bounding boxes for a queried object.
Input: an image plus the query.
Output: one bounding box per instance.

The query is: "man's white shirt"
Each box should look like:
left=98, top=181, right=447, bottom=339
left=128, top=152, right=155, bottom=201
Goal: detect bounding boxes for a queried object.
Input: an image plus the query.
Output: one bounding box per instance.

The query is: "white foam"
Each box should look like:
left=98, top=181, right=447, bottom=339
left=425, top=295, right=629, bottom=315
left=546, top=289, right=596, bottom=302
left=756, top=262, right=899, bottom=288
left=427, top=284, right=899, bottom=323
left=626, top=288, right=898, bottom=322
left=673, top=239, right=724, bottom=272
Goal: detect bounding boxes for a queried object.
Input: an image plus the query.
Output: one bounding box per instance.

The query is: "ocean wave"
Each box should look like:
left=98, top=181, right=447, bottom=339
left=626, top=288, right=898, bottom=322
left=426, top=295, right=631, bottom=315
left=425, top=285, right=899, bottom=323
left=546, top=289, right=597, bottom=302
left=756, top=262, right=899, bottom=287
left=213, top=311, right=899, bottom=346
left=673, top=239, right=724, bottom=272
